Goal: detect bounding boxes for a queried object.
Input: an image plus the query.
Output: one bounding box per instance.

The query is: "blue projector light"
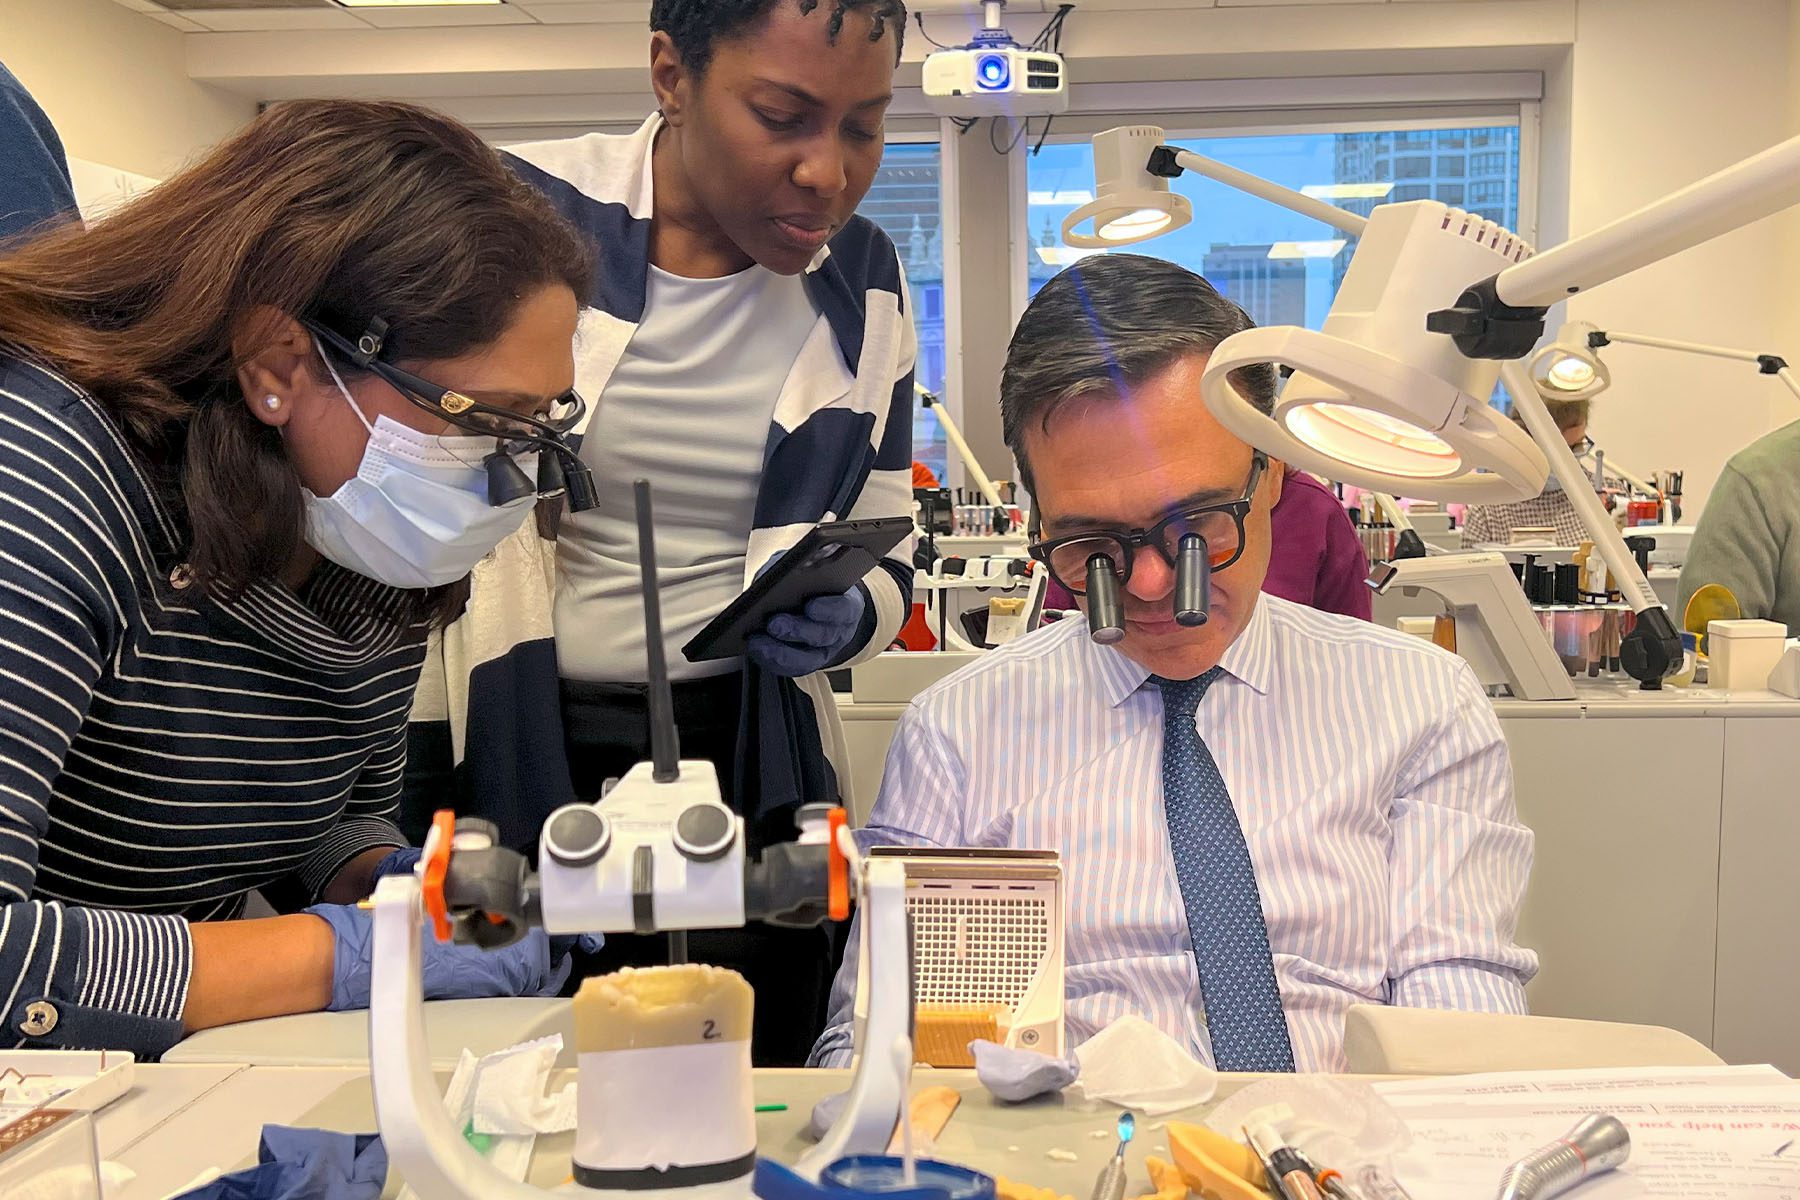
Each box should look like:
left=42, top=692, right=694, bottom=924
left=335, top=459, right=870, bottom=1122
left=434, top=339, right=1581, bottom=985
left=975, top=52, right=1011, bottom=91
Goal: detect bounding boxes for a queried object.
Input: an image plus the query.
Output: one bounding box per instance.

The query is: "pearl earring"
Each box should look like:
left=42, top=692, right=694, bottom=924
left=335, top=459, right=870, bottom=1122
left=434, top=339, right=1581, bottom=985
left=262, top=394, right=281, bottom=412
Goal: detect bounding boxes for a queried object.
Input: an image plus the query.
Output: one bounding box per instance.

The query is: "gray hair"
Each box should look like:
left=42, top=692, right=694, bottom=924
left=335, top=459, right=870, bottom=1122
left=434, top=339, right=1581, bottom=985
left=1001, top=254, right=1276, bottom=495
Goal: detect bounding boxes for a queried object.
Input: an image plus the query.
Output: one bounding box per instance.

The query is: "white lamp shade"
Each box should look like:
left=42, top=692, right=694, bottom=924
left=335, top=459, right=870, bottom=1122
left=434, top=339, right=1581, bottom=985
left=1059, top=125, right=1193, bottom=250
left=1529, top=320, right=1611, bottom=400
left=1201, top=325, right=1549, bottom=503
left=1062, top=190, right=1193, bottom=249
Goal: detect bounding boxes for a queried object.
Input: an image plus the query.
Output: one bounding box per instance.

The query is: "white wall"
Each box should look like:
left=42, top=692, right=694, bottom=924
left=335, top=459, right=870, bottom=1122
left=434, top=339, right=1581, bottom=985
left=1551, top=0, right=1797, bottom=515
left=0, top=0, right=254, bottom=180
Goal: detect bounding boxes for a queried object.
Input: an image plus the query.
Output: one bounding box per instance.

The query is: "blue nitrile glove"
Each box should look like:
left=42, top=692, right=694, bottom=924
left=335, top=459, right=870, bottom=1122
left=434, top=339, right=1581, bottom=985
left=174, top=1127, right=385, bottom=1200
left=746, top=587, right=866, bottom=677
left=972, top=1039, right=1081, bottom=1102
left=307, top=902, right=573, bottom=1012
left=369, top=846, right=421, bottom=883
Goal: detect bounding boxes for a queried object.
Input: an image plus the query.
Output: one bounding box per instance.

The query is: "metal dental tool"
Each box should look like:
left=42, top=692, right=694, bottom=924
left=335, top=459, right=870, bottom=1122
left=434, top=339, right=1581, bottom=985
left=1085, top=553, right=1126, bottom=645
left=1495, top=1114, right=1630, bottom=1200
left=1089, top=1111, right=1135, bottom=1200
left=1174, top=533, right=1211, bottom=627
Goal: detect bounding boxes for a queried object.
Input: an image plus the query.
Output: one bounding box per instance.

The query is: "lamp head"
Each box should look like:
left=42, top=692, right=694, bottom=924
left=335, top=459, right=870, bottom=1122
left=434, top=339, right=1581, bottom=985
left=1529, top=320, right=1612, bottom=400
left=1200, top=201, right=1550, bottom=503
left=1062, top=125, right=1194, bottom=249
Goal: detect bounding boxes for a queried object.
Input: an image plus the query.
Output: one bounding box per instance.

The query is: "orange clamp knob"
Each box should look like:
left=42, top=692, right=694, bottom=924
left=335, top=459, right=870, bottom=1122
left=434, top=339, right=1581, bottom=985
left=826, top=806, right=851, bottom=922
left=421, top=810, right=456, bottom=944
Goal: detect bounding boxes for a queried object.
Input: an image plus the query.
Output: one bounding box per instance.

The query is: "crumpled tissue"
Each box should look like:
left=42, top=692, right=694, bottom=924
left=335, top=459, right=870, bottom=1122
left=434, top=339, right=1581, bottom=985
left=1068, top=1016, right=1217, bottom=1116
left=472, top=1034, right=576, bottom=1135
left=394, top=1033, right=574, bottom=1200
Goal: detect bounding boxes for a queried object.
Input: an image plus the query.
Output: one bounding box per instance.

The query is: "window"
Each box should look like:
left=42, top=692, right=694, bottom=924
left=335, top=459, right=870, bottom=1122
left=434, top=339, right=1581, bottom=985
left=1025, top=124, right=1523, bottom=336
left=1394, top=156, right=1432, bottom=179
left=1471, top=151, right=1510, bottom=177
left=861, top=143, right=947, bottom=482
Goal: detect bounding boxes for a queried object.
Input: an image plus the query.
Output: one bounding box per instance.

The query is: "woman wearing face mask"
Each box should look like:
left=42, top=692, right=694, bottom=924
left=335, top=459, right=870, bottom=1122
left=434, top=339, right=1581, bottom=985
left=1462, top=398, right=1607, bottom=547
left=406, top=0, right=913, bottom=1064
left=0, top=100, right=594, bottom=1056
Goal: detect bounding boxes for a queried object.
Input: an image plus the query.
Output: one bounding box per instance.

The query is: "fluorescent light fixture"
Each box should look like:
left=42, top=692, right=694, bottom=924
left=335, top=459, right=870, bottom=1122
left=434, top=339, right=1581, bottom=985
left=1035, top=246, right=1108, bottom=267
left=1268, top=240, right=1347, bottom=260
left=1030, top=189, right=1096, bottom=206
left=1301, top=182, right=1395, bottom=200
left=1528, top=320, right=1611, bottom=400
left=1062, top=127, right=1192, bottom=249
left=335, top=0, right=502, bottom=7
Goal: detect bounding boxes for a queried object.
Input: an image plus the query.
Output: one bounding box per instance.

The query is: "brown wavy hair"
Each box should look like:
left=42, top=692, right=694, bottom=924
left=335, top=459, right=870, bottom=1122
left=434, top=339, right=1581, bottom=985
left=0, top=99, right=592, bottom=627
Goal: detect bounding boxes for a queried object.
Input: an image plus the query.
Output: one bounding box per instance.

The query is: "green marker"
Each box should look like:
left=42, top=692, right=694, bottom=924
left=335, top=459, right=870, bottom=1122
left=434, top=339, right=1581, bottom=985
left=755, top=1104, right=788, bottom=1113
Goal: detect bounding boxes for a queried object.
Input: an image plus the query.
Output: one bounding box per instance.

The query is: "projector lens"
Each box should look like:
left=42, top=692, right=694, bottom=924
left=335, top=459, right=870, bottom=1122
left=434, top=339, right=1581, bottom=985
left=976, top=53, right=1011, bottom=90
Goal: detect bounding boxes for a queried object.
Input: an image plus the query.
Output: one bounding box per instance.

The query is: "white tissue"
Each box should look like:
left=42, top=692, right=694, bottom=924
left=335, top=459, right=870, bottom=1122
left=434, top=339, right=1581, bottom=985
left=396, top=1034, right=572, bottom=1200
left=1069, top=1016, right=1218, bottom=1116
left=472, top=1034, right=577, bottom=1135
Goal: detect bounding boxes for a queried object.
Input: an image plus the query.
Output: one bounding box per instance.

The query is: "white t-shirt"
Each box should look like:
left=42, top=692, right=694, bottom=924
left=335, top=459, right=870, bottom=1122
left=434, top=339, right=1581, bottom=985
left=555, top=263, right=820, bottom=682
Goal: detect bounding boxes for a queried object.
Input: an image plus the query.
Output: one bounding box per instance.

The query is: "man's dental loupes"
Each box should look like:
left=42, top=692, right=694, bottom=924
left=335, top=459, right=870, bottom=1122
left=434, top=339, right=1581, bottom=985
left=1086, top=554, right=1127, bottom=645
left=1174, top=534, right=1211, bottom=627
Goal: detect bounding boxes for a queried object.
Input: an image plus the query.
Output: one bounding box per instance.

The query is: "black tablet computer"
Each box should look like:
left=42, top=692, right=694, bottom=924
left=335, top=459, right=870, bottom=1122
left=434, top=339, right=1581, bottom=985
left=681, top=516, right=914, bottom=663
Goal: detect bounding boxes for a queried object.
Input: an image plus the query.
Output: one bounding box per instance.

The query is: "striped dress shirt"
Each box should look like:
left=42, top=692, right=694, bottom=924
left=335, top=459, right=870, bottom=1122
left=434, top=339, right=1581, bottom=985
left=812, top=593, right=1538, bottom=1072
left=0, top=355, right=422, bottom=1056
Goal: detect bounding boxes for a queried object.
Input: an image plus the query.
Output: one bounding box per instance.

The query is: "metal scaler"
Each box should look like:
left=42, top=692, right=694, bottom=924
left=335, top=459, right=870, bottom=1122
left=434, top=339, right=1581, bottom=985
left=1085, top=554, right=1126, bottom=645
left=1495, top=1114, right=1630, bottom=1200
left=1088, top=1111, right=1134, bottom=1200
left=1173, top=534, right=1211, bottom=627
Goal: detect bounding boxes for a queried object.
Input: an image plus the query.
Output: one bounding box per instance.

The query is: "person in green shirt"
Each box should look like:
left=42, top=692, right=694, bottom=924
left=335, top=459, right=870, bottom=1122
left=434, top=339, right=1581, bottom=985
left=1679, top=421, right=1800, bottom=633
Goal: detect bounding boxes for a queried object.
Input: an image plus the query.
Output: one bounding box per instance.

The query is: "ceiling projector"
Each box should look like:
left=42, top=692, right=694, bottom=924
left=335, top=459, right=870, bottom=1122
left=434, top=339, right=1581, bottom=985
left=922, top=2, right=1069, bottom=118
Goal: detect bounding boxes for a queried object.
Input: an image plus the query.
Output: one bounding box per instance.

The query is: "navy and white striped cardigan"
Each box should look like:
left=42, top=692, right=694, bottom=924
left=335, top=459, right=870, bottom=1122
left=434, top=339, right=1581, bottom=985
left=408, top=116, right=916, bottom=847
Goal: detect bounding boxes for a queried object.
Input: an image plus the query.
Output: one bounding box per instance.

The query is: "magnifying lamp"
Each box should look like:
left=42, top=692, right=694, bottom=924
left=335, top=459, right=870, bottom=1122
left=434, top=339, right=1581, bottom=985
left=1065, top=122, right=1800, bottom=685
left=1061, top=127, right=1194, bottom=248
left=1529, top=321, right=1612, bottom=400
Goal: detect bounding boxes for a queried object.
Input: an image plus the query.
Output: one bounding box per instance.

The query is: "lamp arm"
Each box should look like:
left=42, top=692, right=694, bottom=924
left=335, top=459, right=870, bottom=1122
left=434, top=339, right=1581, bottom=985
left=1596, top=457, right=1659, bottom=501
left=1370, top=492, right=1416, bottom=534
left=919, top=384, right=1008, bottom=509
left=1168, top=149, right=1369, bottom=238
left=1505, top=360, right=1657, bottom=610
left=1494, top=134, right=1800, bottom=309
left=1601, top=333, right=1800, bottom=405
left=1600, top=330, right=1769, bottom=364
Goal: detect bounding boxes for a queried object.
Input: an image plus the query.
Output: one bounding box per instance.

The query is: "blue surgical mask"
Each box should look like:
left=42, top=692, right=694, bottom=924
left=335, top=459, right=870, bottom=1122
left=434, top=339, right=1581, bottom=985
left=300, top=343, right=535, bottom=589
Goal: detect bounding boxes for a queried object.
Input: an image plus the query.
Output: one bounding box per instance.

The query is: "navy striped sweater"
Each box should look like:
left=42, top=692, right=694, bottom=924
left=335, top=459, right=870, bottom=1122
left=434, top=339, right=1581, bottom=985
left=0, top=354, right=420, bottom=1056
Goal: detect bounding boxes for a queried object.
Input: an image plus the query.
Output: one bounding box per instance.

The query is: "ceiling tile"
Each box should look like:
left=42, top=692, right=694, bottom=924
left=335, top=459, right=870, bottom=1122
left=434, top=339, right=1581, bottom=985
left=511, top=1, right=633, bottom=21
left=180, top=7, right=369, bottom=29
left=351, top=4, right=537, bottom=26
left=143, top=10, right=207, bottom=28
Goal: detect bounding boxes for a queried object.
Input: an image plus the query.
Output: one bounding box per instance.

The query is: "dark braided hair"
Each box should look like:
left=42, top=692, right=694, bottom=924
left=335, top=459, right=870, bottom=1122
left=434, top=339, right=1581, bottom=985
left=651, top=0, right=907, bottom=75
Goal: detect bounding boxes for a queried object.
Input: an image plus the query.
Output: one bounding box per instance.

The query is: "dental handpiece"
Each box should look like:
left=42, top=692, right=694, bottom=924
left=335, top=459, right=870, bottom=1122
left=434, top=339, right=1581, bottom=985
left=1495, top=1114, right=1630, bottom=1200
left=1174, top=533, right=1211, bottom=627
left=1085, top=553, right=1126, bottom=645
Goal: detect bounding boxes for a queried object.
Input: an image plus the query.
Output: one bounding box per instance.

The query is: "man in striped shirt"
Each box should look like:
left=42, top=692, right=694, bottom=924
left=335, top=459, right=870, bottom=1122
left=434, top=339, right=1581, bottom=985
left=812, top=255, right=1537, bottom=1072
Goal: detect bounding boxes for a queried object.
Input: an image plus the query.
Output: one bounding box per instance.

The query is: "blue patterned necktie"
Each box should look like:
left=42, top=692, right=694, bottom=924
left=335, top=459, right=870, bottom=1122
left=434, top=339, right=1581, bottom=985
left=1154, top=669, right=1295, bottom=1073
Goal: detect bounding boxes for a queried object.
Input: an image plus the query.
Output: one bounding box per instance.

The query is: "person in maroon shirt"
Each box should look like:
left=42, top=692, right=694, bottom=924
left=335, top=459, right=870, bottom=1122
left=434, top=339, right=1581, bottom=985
left=1042, top=462, right=1371, bottom=621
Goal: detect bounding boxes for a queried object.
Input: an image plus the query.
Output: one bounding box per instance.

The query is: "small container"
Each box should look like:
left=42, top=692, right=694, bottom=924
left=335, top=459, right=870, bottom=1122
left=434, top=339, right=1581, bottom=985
left=0, top=1109, right=101, bottom=1199
left=821, top=1156, right=996, bottom=1200
left=1707, top=618, right=1789, bottom=691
